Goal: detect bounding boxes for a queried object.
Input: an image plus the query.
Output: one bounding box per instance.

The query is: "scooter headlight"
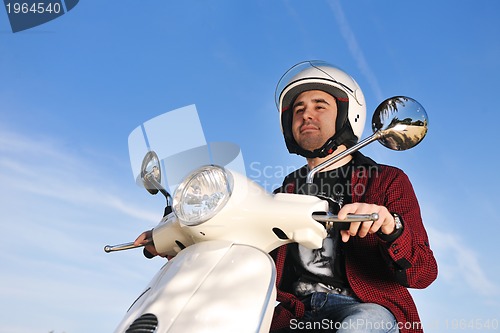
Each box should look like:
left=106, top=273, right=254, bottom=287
left=173, top=165, right=233, bottom=226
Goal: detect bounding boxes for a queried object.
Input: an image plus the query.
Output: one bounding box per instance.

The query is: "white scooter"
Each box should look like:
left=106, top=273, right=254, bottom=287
left=105, top=96, right=428, bottom=333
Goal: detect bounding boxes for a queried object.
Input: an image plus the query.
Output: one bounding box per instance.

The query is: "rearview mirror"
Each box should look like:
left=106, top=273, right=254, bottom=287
left=372, top=96, right=428, bottom=151
left=141, top=151, right=162, bottom=195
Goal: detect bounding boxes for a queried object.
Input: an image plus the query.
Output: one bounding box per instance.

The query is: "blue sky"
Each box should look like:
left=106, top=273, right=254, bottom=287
left=1, top=1, right=499, bottom=332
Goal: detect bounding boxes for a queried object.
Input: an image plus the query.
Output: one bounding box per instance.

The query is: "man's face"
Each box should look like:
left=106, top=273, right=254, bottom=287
left=291, top=90, right=337, bottom=152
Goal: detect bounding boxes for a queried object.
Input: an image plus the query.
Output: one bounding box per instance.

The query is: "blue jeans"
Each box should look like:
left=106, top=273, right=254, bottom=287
left=286, top=292, right=399, bottom=332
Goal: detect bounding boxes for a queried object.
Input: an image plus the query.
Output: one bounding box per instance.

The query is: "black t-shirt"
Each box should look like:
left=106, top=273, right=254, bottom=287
left=278, top=161, right=355, bottom=296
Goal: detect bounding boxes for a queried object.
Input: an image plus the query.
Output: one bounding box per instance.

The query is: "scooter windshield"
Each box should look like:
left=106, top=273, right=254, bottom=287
left=128, top=104, right=246, bottom=193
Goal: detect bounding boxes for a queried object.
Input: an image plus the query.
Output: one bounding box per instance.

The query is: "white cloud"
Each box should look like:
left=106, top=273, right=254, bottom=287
left=427, top=226, right=498, bottom=296
left=0, top=128, right=159, bottom=223
left=0, top=128, right=165, bottom=333
left=327, top=0, right=384, bottom=102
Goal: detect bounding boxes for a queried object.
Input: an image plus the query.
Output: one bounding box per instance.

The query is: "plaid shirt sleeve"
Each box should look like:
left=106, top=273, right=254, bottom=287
left=352, top=165, right=438, bottom=289
left=346, top=165, right=438, bottom=332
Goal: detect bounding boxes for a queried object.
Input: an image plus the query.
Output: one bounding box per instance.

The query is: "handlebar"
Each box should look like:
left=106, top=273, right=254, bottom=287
left=312, top=212, right=379, bottom=230
left=104, top=239, right=153, bottom=253
left=312, top=212, right=379, bottom=223
left=104, top=213, right=378, bottom=253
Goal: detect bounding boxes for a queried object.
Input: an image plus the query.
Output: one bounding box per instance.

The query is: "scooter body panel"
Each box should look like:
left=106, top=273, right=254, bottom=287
left=114, top=240, right=277, bottom=333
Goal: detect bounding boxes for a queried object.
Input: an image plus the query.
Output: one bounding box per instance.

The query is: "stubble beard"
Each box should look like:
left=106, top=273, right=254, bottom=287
left=297, top=134, right=326, bottom=152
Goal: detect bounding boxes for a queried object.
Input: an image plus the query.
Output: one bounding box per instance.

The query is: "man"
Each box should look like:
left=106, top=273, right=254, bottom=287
left=134, top=60, right=437, bottom=332
left=270, top=61, right=437, bottom=332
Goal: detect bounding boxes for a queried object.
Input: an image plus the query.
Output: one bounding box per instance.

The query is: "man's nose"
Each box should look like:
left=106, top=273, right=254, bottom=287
left=302, top=104, right=314, bottom=119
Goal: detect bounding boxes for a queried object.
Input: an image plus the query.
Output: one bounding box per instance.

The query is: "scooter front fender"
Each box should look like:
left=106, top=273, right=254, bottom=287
left=114, top=240, right=277, bottom=333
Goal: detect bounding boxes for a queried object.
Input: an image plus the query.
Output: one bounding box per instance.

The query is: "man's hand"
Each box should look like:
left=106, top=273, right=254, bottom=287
left=337, top=203, right=395, bottom=242
left=134, top=229, right=159, bottom=258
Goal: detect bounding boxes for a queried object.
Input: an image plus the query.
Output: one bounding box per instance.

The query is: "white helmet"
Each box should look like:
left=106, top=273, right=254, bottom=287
left=275, top=60, right=366, bottom=158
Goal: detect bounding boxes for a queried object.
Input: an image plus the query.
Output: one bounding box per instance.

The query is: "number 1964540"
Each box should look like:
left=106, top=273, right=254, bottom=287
left=5, top=2, right=62, bottom=14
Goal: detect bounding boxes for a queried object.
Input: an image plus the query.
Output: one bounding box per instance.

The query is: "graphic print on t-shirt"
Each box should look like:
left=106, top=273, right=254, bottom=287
left=293, top=232, right=340, bottom=296
left=298, top=235, right=336, bottom=277
left=289, top=165, right=353, bottom=296
left=293, top=192, right=343, bottom=296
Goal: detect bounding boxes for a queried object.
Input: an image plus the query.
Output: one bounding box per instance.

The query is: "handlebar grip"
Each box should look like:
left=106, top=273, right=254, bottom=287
left=312, top=213, right=379, bottom=231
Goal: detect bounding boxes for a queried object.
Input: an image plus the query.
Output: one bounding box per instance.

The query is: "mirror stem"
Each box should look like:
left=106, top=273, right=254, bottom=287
left=306, top=131, right=383, bottom=184
left=160, top=188, right=172, bottom=205
left=146, top=174, right=172, bottom=204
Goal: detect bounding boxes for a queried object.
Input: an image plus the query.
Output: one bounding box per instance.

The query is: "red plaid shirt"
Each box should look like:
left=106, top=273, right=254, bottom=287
left=270, top=155, right=438, bottom=333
